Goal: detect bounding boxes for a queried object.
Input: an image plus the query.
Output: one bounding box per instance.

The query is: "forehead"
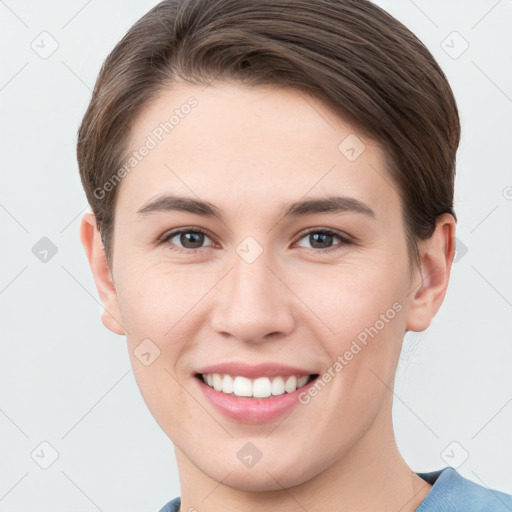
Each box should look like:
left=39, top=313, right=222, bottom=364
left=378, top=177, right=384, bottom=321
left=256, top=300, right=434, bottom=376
left=117, top=82, right=400, bottom=223
left=130, top=82, right=368, bottom=157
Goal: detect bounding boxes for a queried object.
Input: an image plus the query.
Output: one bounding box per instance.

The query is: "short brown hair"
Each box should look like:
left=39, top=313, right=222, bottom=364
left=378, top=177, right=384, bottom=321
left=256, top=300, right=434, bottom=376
left=77, top=0, right=460, bottom=269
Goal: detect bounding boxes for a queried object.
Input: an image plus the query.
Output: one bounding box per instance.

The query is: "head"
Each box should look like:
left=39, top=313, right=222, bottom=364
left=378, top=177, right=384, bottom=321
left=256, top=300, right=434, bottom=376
left=79, top=0, right=459, bottom=493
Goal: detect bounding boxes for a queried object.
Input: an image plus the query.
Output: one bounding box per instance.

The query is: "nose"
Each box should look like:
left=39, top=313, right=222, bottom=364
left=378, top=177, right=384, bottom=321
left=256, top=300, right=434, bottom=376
left=210, top=249, right=296, bottom=344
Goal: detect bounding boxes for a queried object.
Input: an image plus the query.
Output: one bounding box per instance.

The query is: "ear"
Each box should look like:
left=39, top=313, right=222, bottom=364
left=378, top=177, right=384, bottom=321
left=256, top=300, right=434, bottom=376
left=405, top=213, right=456, bottom=332
left=80, top=212, right=125, bottom=335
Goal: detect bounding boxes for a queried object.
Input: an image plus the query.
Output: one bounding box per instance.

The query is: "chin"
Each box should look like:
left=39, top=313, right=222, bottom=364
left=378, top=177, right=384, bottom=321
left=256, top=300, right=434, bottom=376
left=207, top=457, right=315, bottom=493
left=223, top=470, right=295, bottom=492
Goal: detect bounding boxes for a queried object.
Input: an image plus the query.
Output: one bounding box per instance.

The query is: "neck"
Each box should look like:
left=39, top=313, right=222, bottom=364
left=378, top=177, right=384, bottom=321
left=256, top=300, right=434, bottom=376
left=175, top=396, right=432, bottom=512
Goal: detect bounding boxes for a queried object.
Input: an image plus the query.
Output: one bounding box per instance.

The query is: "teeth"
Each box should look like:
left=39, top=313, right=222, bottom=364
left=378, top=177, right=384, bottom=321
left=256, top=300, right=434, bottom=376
left=297, top=376, right=309, bottom=388
left=201, top=373, right=312, bottom=398
left=253, top=377, right=271, bottom=398
left=222, top=374, right=234, bottom=394
left=212, top=373, right=223, bottom=391
left=233, top=376, right=252, bottom=397
left=284, top=376, right=297, bottom=393
left=271, top=376, right=285, bottom=396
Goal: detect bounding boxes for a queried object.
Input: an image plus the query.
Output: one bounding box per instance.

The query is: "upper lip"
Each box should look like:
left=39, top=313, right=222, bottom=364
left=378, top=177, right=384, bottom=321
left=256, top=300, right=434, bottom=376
left=195, top=362, right=316, bottom=379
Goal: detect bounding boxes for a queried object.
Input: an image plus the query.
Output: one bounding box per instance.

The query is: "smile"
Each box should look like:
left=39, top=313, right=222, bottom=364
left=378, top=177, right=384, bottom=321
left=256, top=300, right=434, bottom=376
left=193, top=362, right=320, bottom=423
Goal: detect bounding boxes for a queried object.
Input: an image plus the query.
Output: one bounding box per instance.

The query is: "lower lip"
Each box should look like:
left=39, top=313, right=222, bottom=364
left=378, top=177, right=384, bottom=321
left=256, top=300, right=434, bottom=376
left=196, top=376, right=318, bottom=424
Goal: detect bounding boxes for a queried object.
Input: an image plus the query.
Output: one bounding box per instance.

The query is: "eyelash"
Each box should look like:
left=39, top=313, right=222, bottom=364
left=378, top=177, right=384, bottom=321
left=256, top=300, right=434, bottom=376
left=159, top=226, right=353, bottom=254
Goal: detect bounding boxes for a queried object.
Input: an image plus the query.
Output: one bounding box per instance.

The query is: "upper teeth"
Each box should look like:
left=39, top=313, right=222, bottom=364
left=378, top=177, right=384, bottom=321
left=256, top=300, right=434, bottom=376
left=202, top=374, right=310, bottom=398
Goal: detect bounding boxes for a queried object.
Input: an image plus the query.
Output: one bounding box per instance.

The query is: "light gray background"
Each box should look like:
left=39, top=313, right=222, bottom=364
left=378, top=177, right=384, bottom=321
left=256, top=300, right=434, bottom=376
left=1, top=0, right=511, bottom=510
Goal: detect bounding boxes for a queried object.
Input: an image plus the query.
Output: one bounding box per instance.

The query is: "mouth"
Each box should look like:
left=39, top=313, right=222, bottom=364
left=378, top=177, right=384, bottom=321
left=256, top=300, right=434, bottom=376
left=194, top=373, right=318, bottom=398
left=193, top=363, right=320, bottom=424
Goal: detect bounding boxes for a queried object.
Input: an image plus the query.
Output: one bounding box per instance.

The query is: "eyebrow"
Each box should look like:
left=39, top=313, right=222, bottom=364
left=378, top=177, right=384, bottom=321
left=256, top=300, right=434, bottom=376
left=136, top=194, right=376, bottom=220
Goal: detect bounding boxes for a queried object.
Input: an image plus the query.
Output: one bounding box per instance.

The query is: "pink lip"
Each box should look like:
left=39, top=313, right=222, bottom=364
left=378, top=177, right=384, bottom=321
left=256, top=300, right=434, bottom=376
left=194, top=374, right=319, bottom=424
left=195, top=361, right=314, bottom=379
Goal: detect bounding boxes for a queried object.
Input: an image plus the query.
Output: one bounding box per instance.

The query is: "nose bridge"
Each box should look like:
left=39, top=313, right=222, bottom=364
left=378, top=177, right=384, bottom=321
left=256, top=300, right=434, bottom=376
left=210, top=242, right=295, bottom=342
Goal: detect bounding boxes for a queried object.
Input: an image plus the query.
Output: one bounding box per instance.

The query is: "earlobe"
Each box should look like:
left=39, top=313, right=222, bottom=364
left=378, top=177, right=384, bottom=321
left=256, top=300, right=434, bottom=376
left=405, top=214, right=456, bottom=332
left=80, top=212, right=125, bottom=335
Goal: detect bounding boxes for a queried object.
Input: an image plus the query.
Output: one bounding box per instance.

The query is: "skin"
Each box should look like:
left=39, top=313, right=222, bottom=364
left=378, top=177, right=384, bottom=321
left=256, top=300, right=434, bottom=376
left=81, top=82, right=456, bottom=512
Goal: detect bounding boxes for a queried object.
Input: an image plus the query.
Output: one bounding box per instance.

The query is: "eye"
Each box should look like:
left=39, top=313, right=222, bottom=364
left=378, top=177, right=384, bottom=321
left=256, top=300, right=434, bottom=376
left=159, top=227, right=353, bottom=254
left=160, top=227, right=214, bottom=253
left=295, top=228, right=352, bottom=252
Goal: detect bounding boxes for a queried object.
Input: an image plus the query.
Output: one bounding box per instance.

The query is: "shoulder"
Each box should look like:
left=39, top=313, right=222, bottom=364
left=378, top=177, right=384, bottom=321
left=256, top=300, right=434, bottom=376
left=157, top=497, right=181, bottom=512
left=416, top=467, right=512, bottom=512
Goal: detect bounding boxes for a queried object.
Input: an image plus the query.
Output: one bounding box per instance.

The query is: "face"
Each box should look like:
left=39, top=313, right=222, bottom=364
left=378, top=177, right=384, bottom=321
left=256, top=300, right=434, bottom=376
left=83, top=83, right=448, bottom=492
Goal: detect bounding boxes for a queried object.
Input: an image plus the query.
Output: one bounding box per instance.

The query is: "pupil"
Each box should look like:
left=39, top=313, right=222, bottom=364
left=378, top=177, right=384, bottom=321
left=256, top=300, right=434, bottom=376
left=181, top=232, right=203, bottom=248
left=311, top=232, right=332, bottom=249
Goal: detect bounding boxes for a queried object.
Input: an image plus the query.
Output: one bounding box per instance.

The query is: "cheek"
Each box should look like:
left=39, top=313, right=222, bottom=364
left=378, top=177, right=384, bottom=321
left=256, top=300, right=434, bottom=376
left=301, top=260, right=408, bottom=414
left=296, top=260, right=406, bottom=346
left=116, top=258, right=207, bottom=338
left=117, top=264, right=200, bottom=436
